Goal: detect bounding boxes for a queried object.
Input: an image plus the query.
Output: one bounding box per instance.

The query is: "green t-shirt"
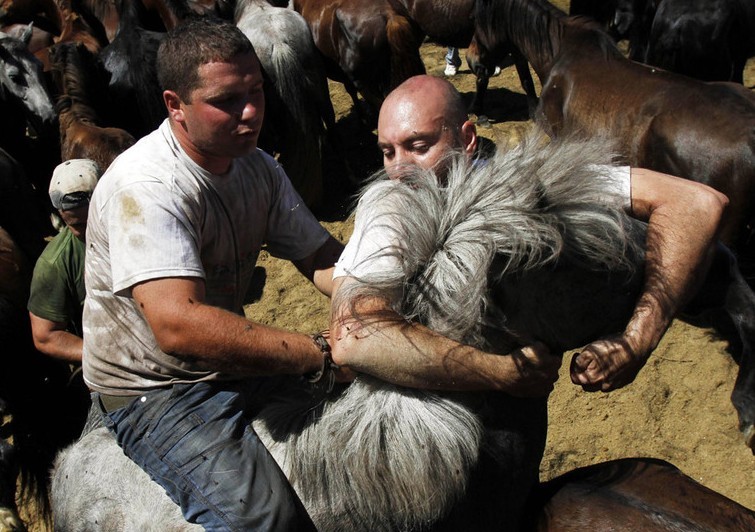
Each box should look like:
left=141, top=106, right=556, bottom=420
left=27, top=228, right=86, bottom=335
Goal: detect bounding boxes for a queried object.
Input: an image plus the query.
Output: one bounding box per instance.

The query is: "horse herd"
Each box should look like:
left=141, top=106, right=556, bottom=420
left=1, top=0, right=755, bottom=529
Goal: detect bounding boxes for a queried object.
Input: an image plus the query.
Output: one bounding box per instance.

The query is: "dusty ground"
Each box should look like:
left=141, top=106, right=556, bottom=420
left=247, top=44, right=755, bottom=515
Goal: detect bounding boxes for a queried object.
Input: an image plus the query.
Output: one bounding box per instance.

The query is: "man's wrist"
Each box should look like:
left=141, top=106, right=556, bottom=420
left=303, top=332, right=340, bottom=392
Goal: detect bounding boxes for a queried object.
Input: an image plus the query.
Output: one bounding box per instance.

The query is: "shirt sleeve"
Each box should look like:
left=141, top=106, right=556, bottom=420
left=334, top=184, right=403, bottom=279
left=597, top=164, right=631, bottom=211
left=28, top=255, right=71, bottom=323
left=262, top=161, right=330, bottom=262
left=107, top=181, right=205, bottom=296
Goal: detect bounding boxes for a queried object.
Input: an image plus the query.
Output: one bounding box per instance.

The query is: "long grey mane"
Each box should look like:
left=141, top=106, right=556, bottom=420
left=336, top=132, right=643, bottom=348
left=255, top=133, right=644, bottom=529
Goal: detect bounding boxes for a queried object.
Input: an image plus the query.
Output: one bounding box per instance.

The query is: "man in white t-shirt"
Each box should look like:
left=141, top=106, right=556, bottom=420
left=83, top=18, right=344, bottom=531
left=329, top=74, right=728, bottom=528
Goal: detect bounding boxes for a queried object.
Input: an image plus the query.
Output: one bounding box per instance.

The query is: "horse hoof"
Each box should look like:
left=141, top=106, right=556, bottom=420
left=744, top=424, right=755, bottom=453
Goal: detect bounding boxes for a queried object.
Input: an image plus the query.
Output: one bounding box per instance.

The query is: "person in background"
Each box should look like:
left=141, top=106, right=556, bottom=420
left=444, top=46, right=462, bottom=76
left=27, top=158, right=101, bottom=441
left=28, top=158, right=100, bottom=365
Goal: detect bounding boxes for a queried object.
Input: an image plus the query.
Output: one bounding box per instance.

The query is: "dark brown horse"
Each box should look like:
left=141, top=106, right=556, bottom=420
left=473, top=0, right=755, bottom=451
left=293, top=0, right=425, bottom=121
left=385, top=0, right=538, bottom=121
left=644, top=0, right=755, bottom=84
left=475, top=0, right=755, bottom=272
left=49, top=41, right=135, bottom=171
left=528, top=457, right=755, bottom=530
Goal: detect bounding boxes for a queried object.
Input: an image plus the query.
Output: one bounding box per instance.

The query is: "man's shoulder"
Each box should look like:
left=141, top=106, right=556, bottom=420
left=38, top=229, right=79, bottom=263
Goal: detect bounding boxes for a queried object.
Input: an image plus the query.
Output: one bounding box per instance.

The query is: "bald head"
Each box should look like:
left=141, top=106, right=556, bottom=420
left=377, top=75, right=477, bottom=180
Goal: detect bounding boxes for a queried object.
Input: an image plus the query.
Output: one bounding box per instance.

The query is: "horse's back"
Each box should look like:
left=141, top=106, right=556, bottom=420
left=51, top=425, right=201, bottom=531
left=531, top=458, right=755, bottom=530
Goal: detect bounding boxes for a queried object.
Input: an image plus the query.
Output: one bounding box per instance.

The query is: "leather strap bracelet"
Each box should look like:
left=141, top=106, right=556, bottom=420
left=304, top=332, right=339, bottom=393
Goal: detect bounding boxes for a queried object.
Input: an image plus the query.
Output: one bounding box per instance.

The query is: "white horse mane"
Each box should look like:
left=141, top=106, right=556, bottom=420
left=336, top=132, right=642, bottom=347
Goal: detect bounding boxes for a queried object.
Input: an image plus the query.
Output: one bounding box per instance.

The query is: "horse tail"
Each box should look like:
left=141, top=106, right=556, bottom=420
left=385, top=12, right=424, bottom=91
left=265, top=32, right=332, bottom=208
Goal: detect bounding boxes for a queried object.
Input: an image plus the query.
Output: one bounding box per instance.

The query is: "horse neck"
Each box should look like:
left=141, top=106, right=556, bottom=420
left=235, top=0, right=266, bottom=19
left=57, top=95, right=98, bottom=128
left=513, top=0, right=565, bottom=82
left=55, top=2, right=103, bottom=53
left=479, top=0, right=566, bottom=83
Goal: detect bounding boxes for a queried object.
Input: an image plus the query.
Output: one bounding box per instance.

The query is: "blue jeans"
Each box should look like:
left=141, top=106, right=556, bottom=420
left=445, top=46, right=461, bottom=67
left=97, top=382, right=316, bottom=531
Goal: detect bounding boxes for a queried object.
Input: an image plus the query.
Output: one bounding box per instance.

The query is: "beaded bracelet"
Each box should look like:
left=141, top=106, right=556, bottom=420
left=304, top=332, right=339, bottom=393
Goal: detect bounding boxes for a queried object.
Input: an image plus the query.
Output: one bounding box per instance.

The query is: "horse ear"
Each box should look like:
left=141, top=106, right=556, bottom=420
left=21, top=22, right=34, bottom=46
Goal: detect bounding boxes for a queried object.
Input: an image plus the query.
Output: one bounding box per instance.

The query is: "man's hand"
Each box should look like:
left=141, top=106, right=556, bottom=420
left=506, top=342, right=562, bottom=397
left=570, top=336, right=649, bottom=392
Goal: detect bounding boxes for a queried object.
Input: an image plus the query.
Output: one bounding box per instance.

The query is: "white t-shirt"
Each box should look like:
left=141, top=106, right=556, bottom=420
left=334, top=165, right=631, bottom=280
left=83, top=120, right=330, bottom=394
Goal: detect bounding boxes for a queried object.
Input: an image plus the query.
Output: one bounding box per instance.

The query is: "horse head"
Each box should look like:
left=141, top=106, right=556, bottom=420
left=0, top=24, right=56, bottom=138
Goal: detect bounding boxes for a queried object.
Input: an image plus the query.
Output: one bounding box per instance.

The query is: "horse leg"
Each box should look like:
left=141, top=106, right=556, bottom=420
left=681, top=243, right=755, bottom=451
left=465, top=45, right=492, bottom=125
left=513, top=52, right=538, bottom=116
left=1, top=397, right=23, bottom=532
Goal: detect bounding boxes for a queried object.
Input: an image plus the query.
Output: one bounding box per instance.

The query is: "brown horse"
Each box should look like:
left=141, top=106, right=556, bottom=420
left=293, top=0, right=425, bottom=121
left=474, top=0, right=755, bottom=274
left=528, top=457, right=755, bottom=530
left=385, top=0, right=538, bottom=121
left=473, top=0, right=755, bottom=451
left=49, top=41, right=135, bottom=171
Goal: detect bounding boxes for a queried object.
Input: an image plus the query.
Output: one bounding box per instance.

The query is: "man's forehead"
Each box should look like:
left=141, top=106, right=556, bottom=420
left=379, top=99, right=446, bottom=140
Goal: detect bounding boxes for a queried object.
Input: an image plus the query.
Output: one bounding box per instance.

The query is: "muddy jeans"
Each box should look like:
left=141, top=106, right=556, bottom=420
left=96, top=381, right=316, bottom=532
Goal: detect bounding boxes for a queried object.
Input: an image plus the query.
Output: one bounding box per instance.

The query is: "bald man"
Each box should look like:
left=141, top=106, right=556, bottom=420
left=326, top=74, right=727, bottom=528
left=338, top=74, right=727, bottom=393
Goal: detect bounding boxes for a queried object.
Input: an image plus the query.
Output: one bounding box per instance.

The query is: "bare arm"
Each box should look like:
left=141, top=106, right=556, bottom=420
left=571, top=168, right=729, bottom=391
left=292, top=235, right=344, bottom=297
left=132, top=276, right=327, bottom=376
left=330, top=276, right=561, bottom=397
left=29, top=312, right=83, bottom=364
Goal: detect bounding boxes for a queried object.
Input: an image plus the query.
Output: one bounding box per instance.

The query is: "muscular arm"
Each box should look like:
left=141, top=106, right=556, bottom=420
left=29, top=312, right=83, bottom=363
left=292, top=235, right=344, bottom=297
left=571, top=168, right=729, bottom=391
left=330, top=276, right=561, bottom=397
left=132, top=276, right=326, bottom=376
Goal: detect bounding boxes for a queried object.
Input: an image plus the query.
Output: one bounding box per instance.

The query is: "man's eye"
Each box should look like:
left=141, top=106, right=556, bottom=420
left=412, top=144, right=430, bottom=154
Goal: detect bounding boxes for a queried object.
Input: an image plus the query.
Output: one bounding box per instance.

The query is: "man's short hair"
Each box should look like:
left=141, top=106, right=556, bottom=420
left=156, top=16, right=256, bottom=102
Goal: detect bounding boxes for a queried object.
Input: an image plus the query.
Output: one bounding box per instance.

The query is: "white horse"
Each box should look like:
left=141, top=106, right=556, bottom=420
left=234, top=0, right=336, bottom=209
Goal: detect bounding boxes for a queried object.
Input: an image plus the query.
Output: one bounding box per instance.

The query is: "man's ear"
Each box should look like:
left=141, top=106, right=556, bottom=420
left=460, top=120, right=478, bottom=156
left=164, top=90, right=184, bottom=123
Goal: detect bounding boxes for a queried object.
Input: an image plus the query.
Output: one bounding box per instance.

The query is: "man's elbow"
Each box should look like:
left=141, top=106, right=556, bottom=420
left=695, top=185, right=729, bottom=234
